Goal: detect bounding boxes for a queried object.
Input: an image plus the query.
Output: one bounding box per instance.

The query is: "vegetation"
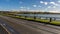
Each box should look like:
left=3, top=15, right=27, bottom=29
left=50, top=21, right=60, bottom=25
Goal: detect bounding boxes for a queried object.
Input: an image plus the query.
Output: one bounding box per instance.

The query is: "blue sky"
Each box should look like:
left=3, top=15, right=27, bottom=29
left=0, top=0, right=60, bottom=12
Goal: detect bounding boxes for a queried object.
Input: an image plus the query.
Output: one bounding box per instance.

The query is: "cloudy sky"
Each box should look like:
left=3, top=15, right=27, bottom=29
left=0, top=0, right=60, bottom=12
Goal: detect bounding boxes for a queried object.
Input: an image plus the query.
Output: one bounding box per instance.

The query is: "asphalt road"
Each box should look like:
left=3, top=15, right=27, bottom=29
left=0, top=16, right=60, bottom=34
left=0, top=16, right=19, bottom=34
left=0, top=25, right=8, bottom=34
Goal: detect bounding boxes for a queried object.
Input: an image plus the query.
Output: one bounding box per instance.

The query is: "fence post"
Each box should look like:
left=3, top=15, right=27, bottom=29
left=19, top=15, right=21, bottom=18
left=34, top=16, right=36, bottom=20
left=49, top=18, right=52, bottom=22
left=19, top=15, right=21, bottom=17
left=25, top=16, right=27, bottom=19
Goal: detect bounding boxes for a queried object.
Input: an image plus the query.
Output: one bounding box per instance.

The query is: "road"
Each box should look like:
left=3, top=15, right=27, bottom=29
left=0, top=15, right=60, bottom=34
left=0, top=24, right=8, bottom=34
left=0, top=16, right=19, bottom=34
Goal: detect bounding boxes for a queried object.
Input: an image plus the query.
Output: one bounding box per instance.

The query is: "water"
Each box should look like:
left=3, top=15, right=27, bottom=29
left=17, top=14, right=60, bottom=20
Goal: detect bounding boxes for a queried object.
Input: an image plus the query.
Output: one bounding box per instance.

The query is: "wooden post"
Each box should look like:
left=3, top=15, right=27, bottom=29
left=34, top=16, right=36, bottom=20
left=25, top=16, right=27, bottom=19
left=49, top=18, right=52, bottom=22
left=14, top=15, right=16, bottom=17
left=34, top=13, right=36, bottom=20
left=14, top=14, right=16, bottom=16
left=19, top=15, right=21, bottom=17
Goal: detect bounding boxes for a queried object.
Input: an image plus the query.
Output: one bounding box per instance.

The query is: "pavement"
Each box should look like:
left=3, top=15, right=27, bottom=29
left=0, top=15, right=60, bottom=34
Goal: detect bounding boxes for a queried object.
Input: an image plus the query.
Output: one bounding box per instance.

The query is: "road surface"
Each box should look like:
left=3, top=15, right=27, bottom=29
left=0, top=16, right=19, bottom=34
left=0, top=25, right=8, bottom=34
left=0, top=15, right=60, bottom=34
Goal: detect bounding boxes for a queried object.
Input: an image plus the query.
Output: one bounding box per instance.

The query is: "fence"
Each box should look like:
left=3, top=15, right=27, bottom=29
left=14, top=14, right=60, bottom=22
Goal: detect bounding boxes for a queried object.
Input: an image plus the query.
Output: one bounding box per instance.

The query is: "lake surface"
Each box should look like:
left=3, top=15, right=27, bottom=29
left=17, top=14, right=60, bottom=20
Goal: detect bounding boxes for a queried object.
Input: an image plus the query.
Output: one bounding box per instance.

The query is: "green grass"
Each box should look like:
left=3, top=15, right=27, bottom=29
left=15, top=16, right=20, bottom=18
left=26, top=18, right=34, bottom=20
left=15, top=16, right=25, bottom=19
left=35, top=18, right=49, bottom=22
left=20, top=16, right=25, bottom=19
left=50, top=21, right=60, bottom=25
left=24, top=17, right=49, bottom=23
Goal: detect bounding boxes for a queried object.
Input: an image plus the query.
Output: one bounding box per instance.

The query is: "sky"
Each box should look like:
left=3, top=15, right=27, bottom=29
left=0, top=0, right=60, bottom=12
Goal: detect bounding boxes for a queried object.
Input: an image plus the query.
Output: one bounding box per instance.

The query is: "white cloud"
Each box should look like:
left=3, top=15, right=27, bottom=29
left=55, top=4, right=58, bottom=6
left=32, top=5, right=37, bottom=7
left=50, top=2, right=60, bottom=6
left=40, top=1, right=44, bottom=3
left=44, top=2, right=48, bottom=5
left=20, top=7, right=25, bottom=9
left=20, top=7, right=30, bottom=11
left=48, top=6, right=56, bottom=9
left=53, top=6, right=56, bottom=8
left=40, top=1, right=48, bottom=5
left=50, top=2, right=55, bottom=5
left=48, top=10, right=60, bottom=13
